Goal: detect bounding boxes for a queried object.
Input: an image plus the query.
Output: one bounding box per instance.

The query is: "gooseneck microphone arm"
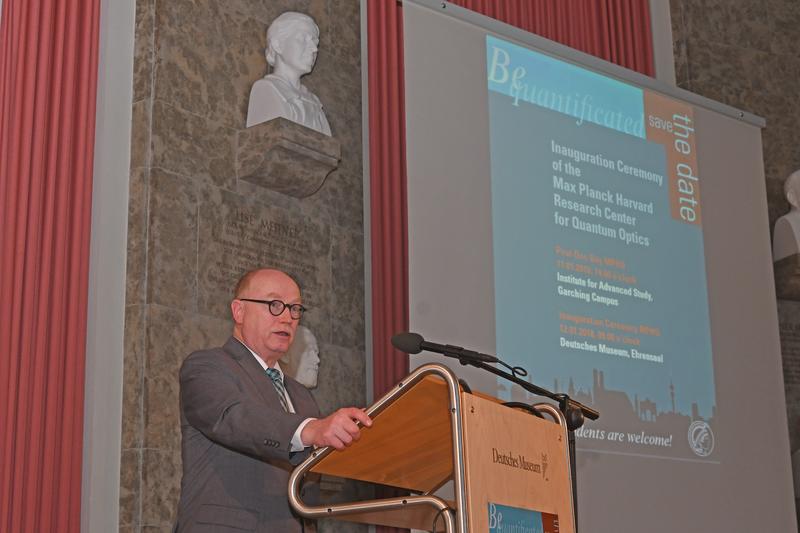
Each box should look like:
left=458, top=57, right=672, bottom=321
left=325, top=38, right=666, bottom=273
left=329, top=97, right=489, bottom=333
left=390, top=331, right=499, bottom=364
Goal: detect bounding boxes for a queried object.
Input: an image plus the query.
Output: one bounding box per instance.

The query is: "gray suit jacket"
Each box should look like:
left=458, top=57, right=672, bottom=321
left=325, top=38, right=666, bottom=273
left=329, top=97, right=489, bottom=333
left=176, top=337, right=320, bottom=532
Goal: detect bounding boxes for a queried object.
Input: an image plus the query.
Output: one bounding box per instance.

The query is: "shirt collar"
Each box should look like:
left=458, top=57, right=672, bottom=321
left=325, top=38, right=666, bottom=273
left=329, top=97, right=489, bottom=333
left=239, top=339, right=284, bottom=378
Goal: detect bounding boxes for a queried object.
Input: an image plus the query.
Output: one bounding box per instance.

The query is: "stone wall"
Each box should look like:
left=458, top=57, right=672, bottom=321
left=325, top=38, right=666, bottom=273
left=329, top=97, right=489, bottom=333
left=121, top=1, right=366, bottom=531
left=670, top=0, right=800, bottom=520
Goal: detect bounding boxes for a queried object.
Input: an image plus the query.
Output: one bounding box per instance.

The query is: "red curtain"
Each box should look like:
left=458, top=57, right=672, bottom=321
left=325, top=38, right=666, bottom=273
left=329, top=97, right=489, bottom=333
left=367, top=2, right=652, bottom=531
left=0, top=0, right=101, bottom=531
left=450, top=0, right=654, bottom=74
left=368, top=0, right=410, bottom=401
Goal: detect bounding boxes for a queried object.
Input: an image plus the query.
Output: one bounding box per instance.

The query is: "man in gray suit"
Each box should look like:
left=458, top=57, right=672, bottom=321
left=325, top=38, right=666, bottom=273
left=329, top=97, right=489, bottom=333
left=176, top=268, right=372, bottom=532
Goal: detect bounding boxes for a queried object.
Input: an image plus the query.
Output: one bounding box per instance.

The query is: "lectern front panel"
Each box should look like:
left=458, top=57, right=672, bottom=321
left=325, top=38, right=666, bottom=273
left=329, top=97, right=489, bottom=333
left=461, top=394, right=575, bottom=533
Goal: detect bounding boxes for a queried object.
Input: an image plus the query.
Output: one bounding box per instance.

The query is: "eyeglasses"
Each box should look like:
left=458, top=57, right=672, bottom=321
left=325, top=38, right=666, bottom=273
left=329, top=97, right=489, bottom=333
left=238, top=298, right=306, bottom=320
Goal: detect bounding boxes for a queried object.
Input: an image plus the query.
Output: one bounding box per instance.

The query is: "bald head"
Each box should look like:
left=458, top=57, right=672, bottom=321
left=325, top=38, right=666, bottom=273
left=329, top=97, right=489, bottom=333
left=235, top=268, right=299, bottom=298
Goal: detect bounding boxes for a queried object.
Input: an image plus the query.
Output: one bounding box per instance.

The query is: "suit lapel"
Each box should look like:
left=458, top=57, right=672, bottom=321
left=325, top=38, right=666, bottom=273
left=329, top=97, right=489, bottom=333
left=223, top=337, right=284, bottom=408
left=224, top=337, right=319, bottom=417
left=284, top=376, right=319, bottom=418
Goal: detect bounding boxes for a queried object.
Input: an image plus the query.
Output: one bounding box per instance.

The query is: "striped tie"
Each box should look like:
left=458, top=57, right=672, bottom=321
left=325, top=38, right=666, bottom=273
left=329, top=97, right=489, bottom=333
left=265, top=367, right=289, bottom=412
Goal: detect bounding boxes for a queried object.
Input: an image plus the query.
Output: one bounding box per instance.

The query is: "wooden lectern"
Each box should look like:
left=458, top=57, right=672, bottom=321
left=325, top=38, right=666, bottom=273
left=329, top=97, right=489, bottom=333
left=289, top=363, right=576, bottom=532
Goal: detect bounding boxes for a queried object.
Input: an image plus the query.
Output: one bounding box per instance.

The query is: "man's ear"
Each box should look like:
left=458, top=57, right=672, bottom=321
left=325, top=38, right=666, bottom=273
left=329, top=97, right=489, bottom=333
left=231, top=299, right=243, bottom=324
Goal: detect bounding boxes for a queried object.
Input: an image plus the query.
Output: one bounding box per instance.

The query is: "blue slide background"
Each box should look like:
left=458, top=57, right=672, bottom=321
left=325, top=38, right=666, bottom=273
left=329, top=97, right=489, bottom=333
left=486, top=35, right=716, bottom=460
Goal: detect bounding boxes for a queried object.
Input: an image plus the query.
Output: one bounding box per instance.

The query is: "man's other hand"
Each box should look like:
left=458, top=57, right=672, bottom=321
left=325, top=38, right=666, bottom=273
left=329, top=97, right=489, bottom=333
left=301, top=408, right=373, bottom=450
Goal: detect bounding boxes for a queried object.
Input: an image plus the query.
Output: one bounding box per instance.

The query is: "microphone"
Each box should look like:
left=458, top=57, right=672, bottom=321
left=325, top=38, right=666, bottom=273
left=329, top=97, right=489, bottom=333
left=391, top=332, right=498, bottom=363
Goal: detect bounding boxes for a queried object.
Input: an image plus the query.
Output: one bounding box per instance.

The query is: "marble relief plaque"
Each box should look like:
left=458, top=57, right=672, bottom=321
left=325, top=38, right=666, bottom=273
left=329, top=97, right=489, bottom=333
left=778, top=300, right=800, bottom=454
left=198, top=189, right=331, bottom=341
left=774, top=254, right=800, bottom=301
left=778, top=300, right=800, bottom=388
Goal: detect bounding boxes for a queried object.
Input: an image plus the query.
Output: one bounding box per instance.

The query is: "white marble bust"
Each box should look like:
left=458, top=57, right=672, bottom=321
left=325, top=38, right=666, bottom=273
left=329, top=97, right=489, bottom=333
left=246, top=12, right=332, bottom=136
left=773, top=169, right=800, bottom=261
left=282, top=325, right=321, bottom=389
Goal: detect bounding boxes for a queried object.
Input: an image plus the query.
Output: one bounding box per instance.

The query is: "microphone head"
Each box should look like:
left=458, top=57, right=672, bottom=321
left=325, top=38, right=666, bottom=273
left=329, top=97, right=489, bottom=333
left=391, top=332, right=425, bottom=354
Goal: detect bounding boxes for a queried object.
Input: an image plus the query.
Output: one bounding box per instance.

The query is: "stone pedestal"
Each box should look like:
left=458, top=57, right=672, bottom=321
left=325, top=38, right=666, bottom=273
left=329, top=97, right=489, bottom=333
left=774, top=253, right=800, bottom=300
left=237, top=117, right=341, bottom=198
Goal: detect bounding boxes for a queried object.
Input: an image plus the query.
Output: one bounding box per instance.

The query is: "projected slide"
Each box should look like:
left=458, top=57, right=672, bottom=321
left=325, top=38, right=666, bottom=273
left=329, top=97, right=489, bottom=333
left=486, top=36, right=716, bottom=462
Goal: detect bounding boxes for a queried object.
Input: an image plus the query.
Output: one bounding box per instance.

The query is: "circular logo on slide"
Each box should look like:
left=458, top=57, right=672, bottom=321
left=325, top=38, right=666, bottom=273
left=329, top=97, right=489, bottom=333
left=688, top=421, right=714, bottom=457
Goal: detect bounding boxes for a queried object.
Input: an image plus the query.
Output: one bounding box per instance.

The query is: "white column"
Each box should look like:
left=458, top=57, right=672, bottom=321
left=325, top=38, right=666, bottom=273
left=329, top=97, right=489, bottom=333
left=81, top=0, right=135, bottom=530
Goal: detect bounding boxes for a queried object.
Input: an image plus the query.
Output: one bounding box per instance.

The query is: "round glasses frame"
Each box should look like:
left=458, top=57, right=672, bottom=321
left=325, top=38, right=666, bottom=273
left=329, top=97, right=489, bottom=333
left=238, top=298, right=306, bottom=319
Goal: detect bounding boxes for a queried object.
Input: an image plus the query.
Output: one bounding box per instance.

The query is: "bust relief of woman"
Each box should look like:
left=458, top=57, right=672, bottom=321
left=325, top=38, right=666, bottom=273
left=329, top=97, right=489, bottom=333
left=246, top=12, right=332, bottom=136
left=773, top=169, right=800, bottom=262
left=282, top=325, right=321, bottom=389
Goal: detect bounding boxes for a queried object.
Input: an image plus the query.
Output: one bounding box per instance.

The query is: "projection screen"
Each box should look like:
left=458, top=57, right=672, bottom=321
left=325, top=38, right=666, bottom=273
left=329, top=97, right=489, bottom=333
left=402, top=1, right=796, bottom=531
